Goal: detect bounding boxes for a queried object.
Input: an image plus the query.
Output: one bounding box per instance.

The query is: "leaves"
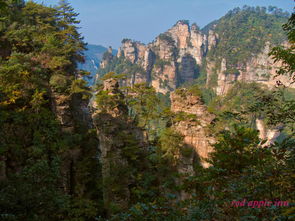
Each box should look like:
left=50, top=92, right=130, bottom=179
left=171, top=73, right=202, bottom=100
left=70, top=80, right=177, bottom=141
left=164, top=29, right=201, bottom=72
left=269, top=13, right=295, bottom=85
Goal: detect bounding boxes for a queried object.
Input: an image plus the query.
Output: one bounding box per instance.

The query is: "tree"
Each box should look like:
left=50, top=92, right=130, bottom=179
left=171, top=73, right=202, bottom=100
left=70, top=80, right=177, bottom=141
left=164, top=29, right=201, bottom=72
left=270, top=12, right=295, bottom=85
left=125, top=83, right=162, bottom=140
left=0, top=1, right=100, bottom=220
left=55, top=0, right=86, bottom=67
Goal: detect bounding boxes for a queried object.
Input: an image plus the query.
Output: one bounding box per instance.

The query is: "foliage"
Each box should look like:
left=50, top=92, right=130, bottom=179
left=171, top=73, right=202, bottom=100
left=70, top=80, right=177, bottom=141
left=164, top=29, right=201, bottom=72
left=100, top=71, right=127, bottom=81
left=50, top=74, right=69, bottom=92
left=0, top=1, right=100, bottom=220
left=158, top=128, right=184, bottom=164
left=207, top=6, right=289, bottom=71
left=101, top=9, right=294, bottom=221
left=121, top=38, right=131, bottom=44
left=95, top=90, right=124, bottom=113
left=111, top=123, right=294, bottom=220
left=208, top=82, right=268, bottom=115
left=126, top=83, right=167, bottom=140
left=70, top=78, right=92, bottom=99
left=269, top=12, right=295, bottom=84
left=207, top=82, right=295, bottom=136
left=158, top=33, right=175, bottom=45
left=97, top=56, right=146, bottom=84
left=176, top=20, right=190, bottom=25
left=154, top=58, right=170, bottom=70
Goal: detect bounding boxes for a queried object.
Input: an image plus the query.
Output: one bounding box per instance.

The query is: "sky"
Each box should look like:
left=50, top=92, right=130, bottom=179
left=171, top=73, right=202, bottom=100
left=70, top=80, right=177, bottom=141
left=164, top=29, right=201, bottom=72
left=33, top=0, right=294, bottom=48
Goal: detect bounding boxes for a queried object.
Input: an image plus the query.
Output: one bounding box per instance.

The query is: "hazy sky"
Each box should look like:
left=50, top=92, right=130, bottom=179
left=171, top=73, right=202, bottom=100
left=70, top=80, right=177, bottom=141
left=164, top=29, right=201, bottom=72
left=33, top=0, right=294, bottom=48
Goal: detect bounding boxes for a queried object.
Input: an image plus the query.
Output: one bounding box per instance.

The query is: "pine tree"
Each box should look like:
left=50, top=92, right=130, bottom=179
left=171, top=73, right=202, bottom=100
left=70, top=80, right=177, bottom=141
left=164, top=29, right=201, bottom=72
left=56, top=0, right=86, bottom=68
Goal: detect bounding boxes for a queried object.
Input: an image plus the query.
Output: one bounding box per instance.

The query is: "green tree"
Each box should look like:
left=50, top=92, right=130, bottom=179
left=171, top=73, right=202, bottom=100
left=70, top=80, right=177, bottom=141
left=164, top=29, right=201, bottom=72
left=270, top=12, right=295, bottom=84
left=0, top=1, right=101, bottom=220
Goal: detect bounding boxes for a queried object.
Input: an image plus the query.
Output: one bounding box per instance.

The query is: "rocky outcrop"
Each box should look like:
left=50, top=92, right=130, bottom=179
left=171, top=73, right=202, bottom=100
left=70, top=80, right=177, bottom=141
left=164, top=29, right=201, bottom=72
left=256, top=118, right=283, bottom=146
left=99, top=18, right=293, bottom=98
left=206, top=42, right=294, bottom=96
left=101, top=21, right=206, bottom=94
left=170, top=89, right=215, bottom=168
left=207, top=30, right=218, bottom=51
left=170, top=88, right=215, bottom=200
left=167, top=21, right=206, bottom=65
left=100, top=46, right=114, bottom=69
left=51, top=93, right=75, bottom=133
left=92, top=78, right=146, bottom=215
left=117, top=40, right=137, bottom=63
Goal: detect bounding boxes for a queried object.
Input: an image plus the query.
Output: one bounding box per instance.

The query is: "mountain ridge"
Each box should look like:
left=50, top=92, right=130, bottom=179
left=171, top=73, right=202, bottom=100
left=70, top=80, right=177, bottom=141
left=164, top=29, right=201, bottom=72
left=97, top=6, right=292, bottom=95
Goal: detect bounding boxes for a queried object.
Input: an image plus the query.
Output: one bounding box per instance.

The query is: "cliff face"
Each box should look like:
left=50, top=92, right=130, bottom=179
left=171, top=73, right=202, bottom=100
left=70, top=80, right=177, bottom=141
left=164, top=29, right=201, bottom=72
left=92, top=78, right=146, bottom=215
left=50, top=86, right=97, bottom=196
left=207, top=41, right=293, bottom=96
left=167, top=22, right=205, bottom=65
left=101, top=21, right=206, bottom=94
left=169, top=89, right=215, bottom=200
left=170, top=89, right=215, bottom=168
left=99, top=19, right=291, bottom=95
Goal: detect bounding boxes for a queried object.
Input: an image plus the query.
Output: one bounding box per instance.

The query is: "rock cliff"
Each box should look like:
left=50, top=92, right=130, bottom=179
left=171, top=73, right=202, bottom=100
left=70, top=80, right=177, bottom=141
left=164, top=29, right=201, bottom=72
left=99, top=21, right=206, bottom=94
left=98, top=14, right=292, bottom=95
left=207, top=42, right=293, bottom=96
left=169, top=88, right=215, bottom=200
left=50, top=85, right=97, bottom=195
left=170, top=88, right=215, bottom=168
left=92, top=78, right=146, bottom=215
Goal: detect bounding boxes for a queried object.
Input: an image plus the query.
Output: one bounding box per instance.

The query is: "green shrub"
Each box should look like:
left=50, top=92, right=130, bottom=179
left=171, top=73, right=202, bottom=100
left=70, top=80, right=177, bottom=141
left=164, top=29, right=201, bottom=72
left=49, top=74, right=69, bottom=92
left=158, top=33, right=175, bottom=45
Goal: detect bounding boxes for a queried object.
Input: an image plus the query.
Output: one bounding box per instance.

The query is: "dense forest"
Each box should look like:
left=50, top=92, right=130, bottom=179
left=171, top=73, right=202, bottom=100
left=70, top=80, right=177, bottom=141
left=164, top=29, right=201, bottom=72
left=0, top=1, right=294, bottom=220
left=0, top=0, right=101, bottom=220
left=205, top=6, right=289, bottom=67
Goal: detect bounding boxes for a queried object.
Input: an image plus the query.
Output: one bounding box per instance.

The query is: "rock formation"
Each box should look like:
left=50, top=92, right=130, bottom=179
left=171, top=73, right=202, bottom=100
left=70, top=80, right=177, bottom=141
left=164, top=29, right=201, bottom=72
left=170, top=88, right=215, bottom=168
left=207, top=42, right=294, bottom=96
left=256, top=118, right=283, bottom=147
left=92, top=78, right=146, bottom=215
left=99, top=21, right=293, bottom=96
left=169, top=88, right=215, bottom=200
left=100, top=46, right=114, bottom=69
left=100, top=21, right=206, bottom=94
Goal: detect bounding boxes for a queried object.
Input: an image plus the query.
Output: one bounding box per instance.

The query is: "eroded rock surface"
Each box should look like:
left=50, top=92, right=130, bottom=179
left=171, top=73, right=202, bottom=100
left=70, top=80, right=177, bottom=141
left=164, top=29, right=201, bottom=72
left=170, top=89, right=215, bottom=168
left=92, top=78, right=146, bottom=215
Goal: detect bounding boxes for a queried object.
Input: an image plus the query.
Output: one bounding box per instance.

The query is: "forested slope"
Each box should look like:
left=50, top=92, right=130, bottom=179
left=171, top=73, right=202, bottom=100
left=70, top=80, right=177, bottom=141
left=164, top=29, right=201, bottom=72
left=0, top=1, right=294, bottom=220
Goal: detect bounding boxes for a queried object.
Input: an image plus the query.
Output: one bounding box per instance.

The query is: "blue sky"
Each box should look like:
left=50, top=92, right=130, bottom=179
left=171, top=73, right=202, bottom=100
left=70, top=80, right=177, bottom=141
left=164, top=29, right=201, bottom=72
left=33, top=0, right=294, bottom=48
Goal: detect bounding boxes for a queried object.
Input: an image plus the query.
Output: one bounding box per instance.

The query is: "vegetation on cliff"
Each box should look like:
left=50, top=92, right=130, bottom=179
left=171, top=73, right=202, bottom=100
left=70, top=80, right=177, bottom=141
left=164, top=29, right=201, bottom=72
left=99, top=12, right=295, bottom=220
left=0, top=1, right=100, bottom=220
left=206, top=6, right=289, bottom=71
left=0, top=1, right=294, bottom=220
left=97, top=56, right=146, bottom=83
